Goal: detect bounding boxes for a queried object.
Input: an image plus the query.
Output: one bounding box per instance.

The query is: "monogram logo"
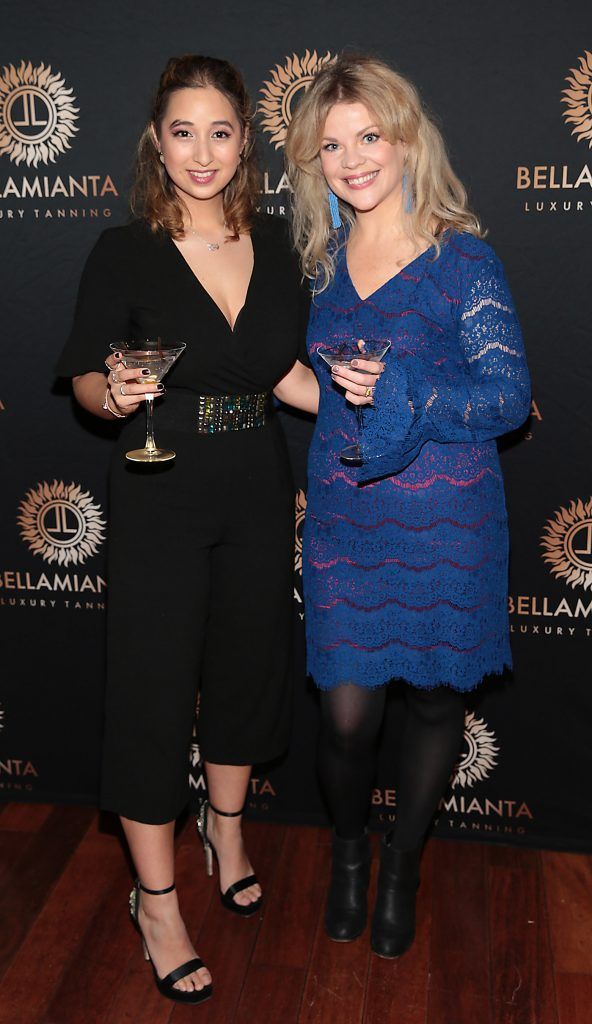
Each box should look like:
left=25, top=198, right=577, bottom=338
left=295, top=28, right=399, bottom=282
left=541, top=497, right=592, bottom=590
left=0, top=61, right=79, bottom=167
left=17, top=481, right=106, bottom=566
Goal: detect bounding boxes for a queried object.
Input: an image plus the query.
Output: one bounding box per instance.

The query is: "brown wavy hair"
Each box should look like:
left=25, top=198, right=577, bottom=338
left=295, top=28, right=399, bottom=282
left=131, top=55, right=259, bottom=239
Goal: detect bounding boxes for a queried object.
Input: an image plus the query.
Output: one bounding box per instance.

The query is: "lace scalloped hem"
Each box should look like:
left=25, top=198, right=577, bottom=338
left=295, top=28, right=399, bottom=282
left=308, top=662, right=512, bottom=693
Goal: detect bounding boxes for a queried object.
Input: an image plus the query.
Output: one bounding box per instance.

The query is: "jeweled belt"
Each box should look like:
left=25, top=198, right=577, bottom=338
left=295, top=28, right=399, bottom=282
left=196, top=392, right=269, bottom=433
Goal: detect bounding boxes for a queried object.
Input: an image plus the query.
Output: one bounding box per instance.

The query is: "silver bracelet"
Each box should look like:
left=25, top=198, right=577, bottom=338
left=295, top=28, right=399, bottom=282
left=102, top=386, right=127, bottom=419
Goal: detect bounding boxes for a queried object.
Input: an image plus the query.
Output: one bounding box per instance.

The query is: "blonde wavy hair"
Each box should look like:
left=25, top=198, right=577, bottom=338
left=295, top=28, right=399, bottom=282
left=131, top=55, right=259, bottom=240
left=285, top=54, right=484, bottom=290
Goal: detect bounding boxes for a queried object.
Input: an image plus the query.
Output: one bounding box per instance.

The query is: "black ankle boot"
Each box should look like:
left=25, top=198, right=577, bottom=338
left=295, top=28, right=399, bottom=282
left=371, top=834, right=421, bottom=958
left=325, top=832, right=371, bottom=942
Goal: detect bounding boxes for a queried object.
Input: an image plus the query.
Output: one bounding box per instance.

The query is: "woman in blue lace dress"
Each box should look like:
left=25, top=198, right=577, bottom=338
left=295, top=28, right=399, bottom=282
left=286, top=55, right=530, bottom=958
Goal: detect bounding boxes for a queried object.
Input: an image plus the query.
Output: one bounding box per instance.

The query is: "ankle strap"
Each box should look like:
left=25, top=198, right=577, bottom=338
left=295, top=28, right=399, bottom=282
left=138, top=880, right=176, bottom=896
left=208, top=799, right=244, bottom=818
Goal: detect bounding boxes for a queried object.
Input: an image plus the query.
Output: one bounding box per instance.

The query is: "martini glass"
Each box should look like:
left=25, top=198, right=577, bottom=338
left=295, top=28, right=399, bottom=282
left=318, top=339, right=391, bottom=464
left=110, top=340, right=186, bottom=463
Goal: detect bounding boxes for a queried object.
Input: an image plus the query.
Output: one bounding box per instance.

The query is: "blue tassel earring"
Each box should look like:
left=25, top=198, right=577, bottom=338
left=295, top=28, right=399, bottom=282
left=402, top=172, right=414, bottom=214
left=328, top=189, right=342, bottom=229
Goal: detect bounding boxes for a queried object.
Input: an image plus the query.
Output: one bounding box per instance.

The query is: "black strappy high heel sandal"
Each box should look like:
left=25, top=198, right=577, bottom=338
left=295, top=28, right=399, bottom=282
left=128, top=879, right=213, bottom=1005
left=196, top=799, right=262, bottom=918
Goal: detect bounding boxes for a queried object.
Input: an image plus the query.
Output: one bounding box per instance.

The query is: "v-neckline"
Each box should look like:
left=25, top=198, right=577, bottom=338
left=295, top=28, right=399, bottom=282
left=168, top=231, right=256, bottom=334
left=345, top=244, right=432, bottom=303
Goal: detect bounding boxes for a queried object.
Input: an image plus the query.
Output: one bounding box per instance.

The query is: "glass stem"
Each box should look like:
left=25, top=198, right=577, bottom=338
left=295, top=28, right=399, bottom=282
left=144, top=395, right=157, bottom=453
left=356, top=405, right=365, bottom=440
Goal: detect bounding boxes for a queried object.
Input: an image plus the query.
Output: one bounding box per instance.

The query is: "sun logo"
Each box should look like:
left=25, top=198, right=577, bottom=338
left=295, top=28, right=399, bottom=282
left=541, top=497, right=592, bottom=590
left=258, top=50, right=335, bottom=149
left=17, top=480, right=106, bottom=567
left=0, top=61, right=79, bottom=168
left=295, top=489, right=307, bottom=574
left=561, top=51, right=592, bottom=148
left=451, top=712, right=499, bottom=789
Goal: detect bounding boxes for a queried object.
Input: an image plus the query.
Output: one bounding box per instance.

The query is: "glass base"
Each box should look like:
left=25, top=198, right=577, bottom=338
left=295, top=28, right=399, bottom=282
left=125, top=447, right=176, bottom=463
left=340, top=443, right=364, bottom=466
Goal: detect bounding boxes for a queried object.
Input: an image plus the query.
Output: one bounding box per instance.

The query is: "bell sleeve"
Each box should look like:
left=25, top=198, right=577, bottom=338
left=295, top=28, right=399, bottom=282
left=55, top=228, right=133, bottom=378
left=358, top=251, right=531, bottom=482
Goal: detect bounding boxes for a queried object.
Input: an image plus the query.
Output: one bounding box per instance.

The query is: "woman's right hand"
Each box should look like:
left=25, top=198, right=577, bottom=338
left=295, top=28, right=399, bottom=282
left=104, top=352, right=164, bottom=417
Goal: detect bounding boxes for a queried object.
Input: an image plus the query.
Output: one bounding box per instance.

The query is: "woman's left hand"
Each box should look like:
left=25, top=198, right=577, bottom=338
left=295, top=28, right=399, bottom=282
left=331, top=358, right=385, bottom=406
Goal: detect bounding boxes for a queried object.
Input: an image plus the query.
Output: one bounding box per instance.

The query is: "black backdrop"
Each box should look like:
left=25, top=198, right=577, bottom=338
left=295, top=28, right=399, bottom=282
left=2, top=1, right=592, bottom=851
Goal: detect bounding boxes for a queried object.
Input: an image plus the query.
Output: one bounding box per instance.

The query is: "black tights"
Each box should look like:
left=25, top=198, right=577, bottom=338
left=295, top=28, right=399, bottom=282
left=318, top=683, right=466, bottom=848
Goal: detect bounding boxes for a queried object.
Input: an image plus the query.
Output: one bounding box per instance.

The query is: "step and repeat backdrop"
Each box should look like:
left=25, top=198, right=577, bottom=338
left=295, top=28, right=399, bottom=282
left=1, top=1, right=591, bottom=850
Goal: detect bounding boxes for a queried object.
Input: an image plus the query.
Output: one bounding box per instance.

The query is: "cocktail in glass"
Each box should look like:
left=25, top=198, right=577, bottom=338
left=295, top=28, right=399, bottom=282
left=110, top=340, right=186, bottom=463
left=318, top=339, right=391, bottom=463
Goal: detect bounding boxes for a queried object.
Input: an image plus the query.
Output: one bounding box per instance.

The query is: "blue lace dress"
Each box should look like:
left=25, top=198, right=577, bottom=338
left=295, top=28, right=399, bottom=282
left=303, top=232, right=530, bottom=692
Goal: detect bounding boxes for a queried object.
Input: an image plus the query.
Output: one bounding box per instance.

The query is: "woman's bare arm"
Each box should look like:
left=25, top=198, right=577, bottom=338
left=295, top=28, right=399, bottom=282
left=273, top=360, right=319, bottom=414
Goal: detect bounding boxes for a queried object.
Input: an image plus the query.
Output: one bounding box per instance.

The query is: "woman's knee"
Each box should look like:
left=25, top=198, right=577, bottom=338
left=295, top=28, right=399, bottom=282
left=405, top=684, right=466, bottom=725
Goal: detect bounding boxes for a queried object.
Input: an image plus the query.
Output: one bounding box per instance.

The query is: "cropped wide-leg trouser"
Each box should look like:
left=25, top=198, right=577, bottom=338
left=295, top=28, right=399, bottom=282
left=100, top=416, right=295, bottom=825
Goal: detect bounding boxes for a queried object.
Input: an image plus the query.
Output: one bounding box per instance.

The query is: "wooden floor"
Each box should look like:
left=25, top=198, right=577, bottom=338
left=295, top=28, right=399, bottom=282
left=0, top=804, right=591, bottom=1024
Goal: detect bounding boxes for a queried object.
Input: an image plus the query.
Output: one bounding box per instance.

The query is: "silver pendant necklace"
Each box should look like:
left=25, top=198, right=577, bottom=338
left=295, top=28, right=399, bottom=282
left=188, top=224, right=227, bottom=252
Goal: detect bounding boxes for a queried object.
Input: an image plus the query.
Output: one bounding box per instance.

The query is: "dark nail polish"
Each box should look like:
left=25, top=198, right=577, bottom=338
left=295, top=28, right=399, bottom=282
left=156, top=384, right=165, bottom=392
left=141, top=368, right=151, bottom=376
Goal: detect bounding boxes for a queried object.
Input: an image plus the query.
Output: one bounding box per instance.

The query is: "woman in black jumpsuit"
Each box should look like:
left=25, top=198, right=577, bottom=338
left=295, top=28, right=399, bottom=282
left=57, top=56, right=317, bottom=1005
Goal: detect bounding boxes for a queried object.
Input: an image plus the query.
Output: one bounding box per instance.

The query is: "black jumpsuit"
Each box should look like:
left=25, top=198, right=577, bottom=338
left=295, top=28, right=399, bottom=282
left=57, top=215, right=309, bottom=825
